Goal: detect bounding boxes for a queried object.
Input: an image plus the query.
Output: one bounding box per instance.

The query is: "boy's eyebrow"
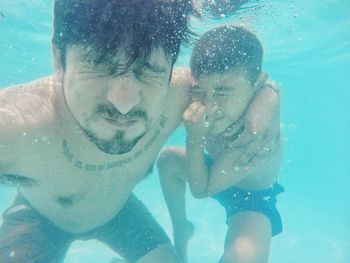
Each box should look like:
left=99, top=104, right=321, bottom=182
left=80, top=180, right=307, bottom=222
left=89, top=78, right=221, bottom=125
left=192, top=85, right=203, bottom=93
left=214, top=85, right=232, bottom=90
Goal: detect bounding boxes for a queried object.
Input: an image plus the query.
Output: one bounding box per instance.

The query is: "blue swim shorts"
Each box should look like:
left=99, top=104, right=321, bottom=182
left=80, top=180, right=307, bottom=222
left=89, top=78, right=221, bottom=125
left=205, top=154, right=284, bottom=236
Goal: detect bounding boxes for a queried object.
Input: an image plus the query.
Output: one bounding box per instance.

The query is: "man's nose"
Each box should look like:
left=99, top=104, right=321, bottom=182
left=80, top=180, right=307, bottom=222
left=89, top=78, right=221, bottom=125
left=107, top=75, right=141, bottom=114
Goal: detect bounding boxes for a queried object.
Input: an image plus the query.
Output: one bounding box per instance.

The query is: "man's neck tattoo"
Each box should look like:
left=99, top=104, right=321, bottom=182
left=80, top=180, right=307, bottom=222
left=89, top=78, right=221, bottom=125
left=62, top=115, right=168, bottom=172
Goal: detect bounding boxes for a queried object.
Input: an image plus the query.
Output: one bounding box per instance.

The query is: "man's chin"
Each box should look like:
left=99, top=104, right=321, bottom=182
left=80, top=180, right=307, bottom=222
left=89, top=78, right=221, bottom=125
left=94, top=136, right=141, bottom=154
left=83, top=128, right=144, bottom=154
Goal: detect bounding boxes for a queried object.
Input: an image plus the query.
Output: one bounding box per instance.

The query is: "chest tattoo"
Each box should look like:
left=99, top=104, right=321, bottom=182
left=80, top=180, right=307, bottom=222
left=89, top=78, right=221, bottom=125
left=62, top=115, right=168, bottom=172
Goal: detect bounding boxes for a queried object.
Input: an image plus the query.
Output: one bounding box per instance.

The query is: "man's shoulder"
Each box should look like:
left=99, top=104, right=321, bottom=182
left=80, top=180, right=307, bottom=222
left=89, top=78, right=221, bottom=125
left=1, top=75, right=59, bottom=102
left=170, top=67, right=192, bottom=93
left=0, top=75, right=61, bottom=143
left=0, top=76, right=61, bottom=171
left=164, top=67, right=192, bottom=119
left=0, top=75, right=60, bottom=124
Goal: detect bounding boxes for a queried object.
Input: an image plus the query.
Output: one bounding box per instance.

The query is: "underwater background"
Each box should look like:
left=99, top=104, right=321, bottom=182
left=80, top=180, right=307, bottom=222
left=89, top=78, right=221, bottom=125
left=0, top=0, right=349, bottom=262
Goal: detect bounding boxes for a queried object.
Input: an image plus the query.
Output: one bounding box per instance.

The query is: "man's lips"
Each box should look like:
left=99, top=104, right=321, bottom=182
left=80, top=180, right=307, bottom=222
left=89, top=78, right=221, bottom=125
left=104, top=117, right=138, bottom=127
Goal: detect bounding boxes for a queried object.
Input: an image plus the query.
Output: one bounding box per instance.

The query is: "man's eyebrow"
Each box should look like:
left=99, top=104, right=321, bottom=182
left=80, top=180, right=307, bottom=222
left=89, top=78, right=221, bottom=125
left=144, top=62, right=167, bottom=73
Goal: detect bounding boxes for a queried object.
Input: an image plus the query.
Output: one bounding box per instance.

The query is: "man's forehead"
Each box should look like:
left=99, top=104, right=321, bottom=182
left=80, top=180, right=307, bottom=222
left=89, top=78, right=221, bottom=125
left=147, top=48, right=171, bottom=66
left=72, top=45, right=171, bottom=68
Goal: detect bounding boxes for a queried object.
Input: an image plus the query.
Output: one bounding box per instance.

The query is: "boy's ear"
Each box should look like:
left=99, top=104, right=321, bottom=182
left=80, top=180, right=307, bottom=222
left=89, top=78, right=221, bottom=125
left=52, top=45, right=63, bottom=73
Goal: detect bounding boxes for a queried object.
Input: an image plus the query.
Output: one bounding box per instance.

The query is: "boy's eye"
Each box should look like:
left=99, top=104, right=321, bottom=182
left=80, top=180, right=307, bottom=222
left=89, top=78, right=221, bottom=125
left=191, top=85, right=204, bottom=95
left=213, top=86, right=232, bottom=96
left=191, top=87, right=204, bottom=101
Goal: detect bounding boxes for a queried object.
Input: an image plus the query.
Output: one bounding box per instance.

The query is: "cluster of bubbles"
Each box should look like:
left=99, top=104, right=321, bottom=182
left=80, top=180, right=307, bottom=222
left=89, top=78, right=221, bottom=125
left=200, top=0, right=251, bottom=19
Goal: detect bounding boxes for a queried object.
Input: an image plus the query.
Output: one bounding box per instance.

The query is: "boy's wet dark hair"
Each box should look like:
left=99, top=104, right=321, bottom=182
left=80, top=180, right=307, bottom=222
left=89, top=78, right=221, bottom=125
left=190, top=25, right=263, bottom=84
left=52, top=0, right=197, bottom=70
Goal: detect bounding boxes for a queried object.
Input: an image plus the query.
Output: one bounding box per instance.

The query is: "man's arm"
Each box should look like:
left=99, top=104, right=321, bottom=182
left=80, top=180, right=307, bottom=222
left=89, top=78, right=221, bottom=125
left=202, top=136, right=283, bottom=196
left=0, top=86, right=28, bottom=181
left=161, top=67, right=193, bottom=131
left=226, top=78, right=281, bottom=153
left=0, top=79, right=57, bottom=185
left=0, top=99, right=17, bottom=178
left=0, top=97, right=39, bottom=187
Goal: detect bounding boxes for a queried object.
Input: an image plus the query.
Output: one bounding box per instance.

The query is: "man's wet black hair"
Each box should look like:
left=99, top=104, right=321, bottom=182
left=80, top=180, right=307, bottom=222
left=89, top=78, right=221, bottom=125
left=190, top=25, right=263, bottom=84
left=52, top=0, right=197, bottom=70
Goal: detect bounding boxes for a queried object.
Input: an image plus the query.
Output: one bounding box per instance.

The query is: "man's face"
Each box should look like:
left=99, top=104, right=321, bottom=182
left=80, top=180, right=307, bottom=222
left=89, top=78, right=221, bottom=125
left=62, top=46, right=172, bottom=154
left=196, top=70, right=256, bottom=135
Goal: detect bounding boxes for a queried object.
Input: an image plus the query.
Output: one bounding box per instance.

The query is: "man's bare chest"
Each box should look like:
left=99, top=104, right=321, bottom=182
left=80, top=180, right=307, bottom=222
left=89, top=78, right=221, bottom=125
left=15, top=139, right=154, bottom=191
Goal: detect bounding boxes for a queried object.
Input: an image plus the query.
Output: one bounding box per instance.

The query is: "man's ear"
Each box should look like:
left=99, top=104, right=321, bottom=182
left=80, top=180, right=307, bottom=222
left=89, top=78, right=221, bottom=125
left=52, top=44, right=63, bottom=73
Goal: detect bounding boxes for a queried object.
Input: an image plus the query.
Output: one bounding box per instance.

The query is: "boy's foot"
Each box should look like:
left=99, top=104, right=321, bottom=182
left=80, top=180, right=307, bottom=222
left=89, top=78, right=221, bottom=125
left=174, top=221, right=195, bottom=263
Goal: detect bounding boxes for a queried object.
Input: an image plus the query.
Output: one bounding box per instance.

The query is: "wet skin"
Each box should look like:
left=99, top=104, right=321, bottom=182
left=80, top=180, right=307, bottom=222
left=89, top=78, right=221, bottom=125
left=0, top=46, right=191, bottom=233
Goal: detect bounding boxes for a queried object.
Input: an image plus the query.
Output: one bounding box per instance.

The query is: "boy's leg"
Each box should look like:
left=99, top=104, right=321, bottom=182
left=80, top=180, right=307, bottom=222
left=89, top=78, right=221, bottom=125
left=0, top=195, right=73, bottom=263
left=157, top=146, right=194, bottom=263
left=221, top=212, right=271, bottom=263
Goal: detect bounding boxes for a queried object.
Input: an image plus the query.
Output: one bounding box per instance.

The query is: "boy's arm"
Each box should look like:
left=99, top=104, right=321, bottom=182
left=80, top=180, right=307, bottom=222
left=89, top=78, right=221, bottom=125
left=203, top=135, right=283, bottom=196
left=204, top=80, right=282, bottom=195
left=186, top=125, right=282, bottom=198
left=186, top=79, right=282, bottom=197
left=183, top=101, right=211, bottom=197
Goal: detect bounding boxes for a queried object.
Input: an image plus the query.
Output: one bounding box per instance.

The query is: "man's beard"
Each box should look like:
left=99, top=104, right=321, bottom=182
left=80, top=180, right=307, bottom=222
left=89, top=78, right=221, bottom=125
left=84, top=128, right=144, bottom=154
left=83, top=103, right=149, bottom=154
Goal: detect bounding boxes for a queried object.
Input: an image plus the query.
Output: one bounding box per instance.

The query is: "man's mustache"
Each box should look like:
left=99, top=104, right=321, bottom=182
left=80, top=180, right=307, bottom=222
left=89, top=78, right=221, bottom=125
left=96, top=103, right=148, bottom=121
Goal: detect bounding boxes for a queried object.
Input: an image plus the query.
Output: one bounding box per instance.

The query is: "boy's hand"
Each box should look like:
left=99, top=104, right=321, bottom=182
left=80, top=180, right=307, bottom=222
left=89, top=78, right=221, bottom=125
left=183, top=101, right=207, bottom=144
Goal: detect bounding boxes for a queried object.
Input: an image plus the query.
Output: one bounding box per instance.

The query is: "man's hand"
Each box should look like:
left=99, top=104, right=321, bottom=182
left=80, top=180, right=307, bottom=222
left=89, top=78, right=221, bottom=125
left=224, top=73, right=281, bottom=167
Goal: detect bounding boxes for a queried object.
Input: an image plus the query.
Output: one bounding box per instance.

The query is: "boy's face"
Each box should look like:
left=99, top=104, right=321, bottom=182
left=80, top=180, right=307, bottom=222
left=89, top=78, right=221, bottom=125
left=195, top=70, right=256, bottom=135
left=61, top=46, right=172, bottom=154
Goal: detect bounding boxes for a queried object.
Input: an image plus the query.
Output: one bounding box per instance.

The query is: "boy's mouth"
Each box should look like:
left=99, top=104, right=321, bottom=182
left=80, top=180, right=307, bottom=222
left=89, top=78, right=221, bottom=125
left=222, top=123, right=245, bottom=140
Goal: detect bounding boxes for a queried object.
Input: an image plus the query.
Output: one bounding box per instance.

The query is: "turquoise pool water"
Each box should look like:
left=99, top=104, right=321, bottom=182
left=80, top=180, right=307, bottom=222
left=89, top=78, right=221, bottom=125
left=0, top=1, right=349, bottom=262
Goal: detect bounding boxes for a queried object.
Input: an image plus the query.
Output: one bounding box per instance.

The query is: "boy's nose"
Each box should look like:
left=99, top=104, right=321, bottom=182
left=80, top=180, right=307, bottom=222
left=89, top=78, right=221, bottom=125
left=107, top=75, right=141, bottom=114
left=205, top=99, right=219, bottom=114
left=204, top=102, right=220, bottom=123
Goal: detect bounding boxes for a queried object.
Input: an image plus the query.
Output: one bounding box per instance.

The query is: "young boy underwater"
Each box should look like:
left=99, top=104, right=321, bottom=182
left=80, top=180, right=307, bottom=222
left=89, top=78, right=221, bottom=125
left=157, top=26, right=284, bottom=263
